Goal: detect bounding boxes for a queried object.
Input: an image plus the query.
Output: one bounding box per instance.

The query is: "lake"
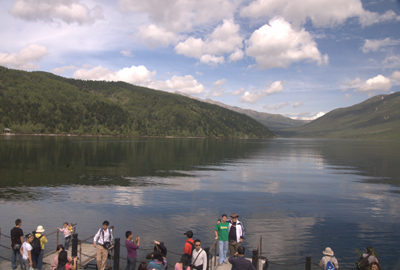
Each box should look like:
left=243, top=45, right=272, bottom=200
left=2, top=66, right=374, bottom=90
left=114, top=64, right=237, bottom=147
left=0, top=136, right=399, bottom=270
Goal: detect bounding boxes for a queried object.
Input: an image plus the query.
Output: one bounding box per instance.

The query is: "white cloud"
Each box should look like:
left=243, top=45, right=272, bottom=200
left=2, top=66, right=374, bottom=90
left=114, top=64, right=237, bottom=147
left=10, top=0, right=104, bottom=25
left=232, top=88, right=245, bottom=96
left=347, top=78, right=362, bottom=87
left=263, top=102, right=290, bottom=110
left=362, top=38, right=400, bottom=53
left=229, top=48, right=244, bottom=62
left=51, top=65, right=78, bottom=75
left=119, top=0, right=239, bottom=32
left=175, top=20, right=243, bottom=65
left=213, top=79, right=227, bottom=87
left=246, top=17, right=328, bottom=69
left=207, top=79, right=227, bottom=97
left=391, top=71, right=400, bottom=81
left=138, top=24, right=183, bottom=48
left=356, top=75, right=392, bottom=94
left=239, top=81, right=283, bottom=103
left=295, top=111, right=325, bottom=120
left=240, top=0, right=399, bottom=28
left=72, top=65, right=156, bottom=86
left=156, top=75, right=205, bottom=95
left=0, top=44, right=48, bottom=70
left=293, top=101, right=303, bottom=108
left=120, top=50, right=133, bottom=57
left=344, top=93, right=352, bottom=100
left=382, top=55, right=400, bottom=68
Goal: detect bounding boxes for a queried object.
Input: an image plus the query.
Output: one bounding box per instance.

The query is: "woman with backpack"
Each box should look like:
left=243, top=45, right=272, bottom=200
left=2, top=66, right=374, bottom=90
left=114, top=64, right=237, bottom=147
left=32, top=226, right=47, bottom=270
left=147, top=250, right=167, bottom=270
left=51, top=245, right=65, bottom=270
left=319, top=247, right=339, bottom=269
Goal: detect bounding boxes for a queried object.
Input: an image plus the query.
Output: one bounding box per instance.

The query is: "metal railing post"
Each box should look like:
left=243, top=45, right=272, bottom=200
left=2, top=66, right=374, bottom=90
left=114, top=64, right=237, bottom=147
left=306, top=256, right=311, bottom=270
left=204, top=247, right=210, bottom=270
left=252, top=249, right=259, bottom=270
left=72, top=233, right=78, bottom=257
left=114, top=238, right=120, bottom=270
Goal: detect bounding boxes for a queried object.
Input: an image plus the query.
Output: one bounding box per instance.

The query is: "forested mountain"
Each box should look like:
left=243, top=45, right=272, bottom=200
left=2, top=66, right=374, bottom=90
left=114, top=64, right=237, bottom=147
left=0, top=66, right=275, bottom=138
left=277, top=92, right=400, bottom=140
left=175, top=91, right=308, bottom=131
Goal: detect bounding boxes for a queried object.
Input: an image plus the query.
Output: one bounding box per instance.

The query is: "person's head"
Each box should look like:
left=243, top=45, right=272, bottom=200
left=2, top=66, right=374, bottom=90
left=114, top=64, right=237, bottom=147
left=63, top=222, right=68, bottom=228
left=102, top=220, right=109, bottom=230
left=137, top=262, right=148, bottom=270
left=370, top=262, right=381, bottom=270
left=36, top=225, right=45, bottom=234
left=15, top=219, right=22, bottom=226
left=366, top=246, right=374, bottom=255
left=125, top=231, right=133, bottom=240
left=152, top=250, right=163, bottom=262
left=237, top=246, right=245, bottom=255
left=222, top=214, right=227, bottom=223
left=194, top=239, right=201, bottom=251
left=56, top=245, right=65, bottom=252
left=184, top=230, right=193, bottom=239
left=230, top=213, right=239, bottom=222
left=58, top=250, right=68, bottom=267
left=25, top=234, right=33, bottom=243
left=180, top=254, right=191, bottom=269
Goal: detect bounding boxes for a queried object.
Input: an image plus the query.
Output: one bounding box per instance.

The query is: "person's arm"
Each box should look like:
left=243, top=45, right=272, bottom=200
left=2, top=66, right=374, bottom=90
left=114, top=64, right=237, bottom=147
left=28, top=249, right=32, bottom=266
left=240, top=222, right=245, bottom=241
left=20, top=235, right=24, bottom=245
left=93, top=229, right=101, bottom=247
left=10, top=230, right=13, bottom=248
left=215, top=230, right=219, bottom=240
left=184, top=241, right=190, bottom=254
left=20, top=245, right=23, bottom=256
left=202, top=251, right=207, bottom=270
left=158, top=241, right=167, bottom=256
left=135, top=236, right=140, bottom=247
left=42, top=235, right=48, bottom=244
left=228, top=255, right=235, bottom=264
left=109, top=229, right=114, bottom=245
left=319, top=258, right=324, bottom=268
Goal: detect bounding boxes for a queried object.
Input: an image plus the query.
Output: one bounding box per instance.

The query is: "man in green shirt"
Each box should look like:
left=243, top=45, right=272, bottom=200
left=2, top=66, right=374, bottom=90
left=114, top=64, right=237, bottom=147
left=215, top=214, right=229, bottom=265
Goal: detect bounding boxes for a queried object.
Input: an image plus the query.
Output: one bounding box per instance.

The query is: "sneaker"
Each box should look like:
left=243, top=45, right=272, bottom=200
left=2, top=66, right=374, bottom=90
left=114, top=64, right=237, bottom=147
left=224, top=261, right=228, bottom=264
left=218, top=263, right=223, bottom=266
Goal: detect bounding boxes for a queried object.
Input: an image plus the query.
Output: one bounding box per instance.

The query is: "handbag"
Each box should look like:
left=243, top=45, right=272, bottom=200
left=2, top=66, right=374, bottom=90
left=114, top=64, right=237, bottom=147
left=13, top=243, right=21, bottom=250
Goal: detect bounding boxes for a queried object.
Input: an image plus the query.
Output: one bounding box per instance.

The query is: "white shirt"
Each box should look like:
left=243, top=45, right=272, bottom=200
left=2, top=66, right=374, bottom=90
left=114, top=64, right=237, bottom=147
left=319, top=256, right=339, bottom=269
left=94, top=228, right=113, bottom=245
left=22, top=242, right=32, bottom=260
left=192, top=248, right=207, bottom=270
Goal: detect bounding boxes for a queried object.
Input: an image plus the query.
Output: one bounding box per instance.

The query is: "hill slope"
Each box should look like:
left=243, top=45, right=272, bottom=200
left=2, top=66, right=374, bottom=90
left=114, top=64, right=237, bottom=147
left=174, top=92, right=308, bottom=131
left=278, top=92, right=400, bottom=140
left=0, top=66, right=275, bottom=138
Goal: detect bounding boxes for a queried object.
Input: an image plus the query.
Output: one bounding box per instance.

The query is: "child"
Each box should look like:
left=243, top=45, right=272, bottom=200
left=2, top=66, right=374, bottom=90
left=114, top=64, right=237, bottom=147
left=58, top=222, right=72, bottom=250
left=20, top=233, right=33, bottom=270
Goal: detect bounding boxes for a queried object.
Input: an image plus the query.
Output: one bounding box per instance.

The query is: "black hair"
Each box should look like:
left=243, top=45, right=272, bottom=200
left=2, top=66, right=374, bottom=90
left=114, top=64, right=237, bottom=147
left=58, top=250, right=68, bottom=267
left=194, top=239, right=201, bottom=245
left=57, top=244, right=65, bottom=251
left=125, top=231, right=132, bottom=239
left=102, top=220, right=110, bottom=226
left=15, top=219, right=21, bottom=226
left=366, top=246, right=374, bottom=254
left=180, top=254, right=191, bottom=269
left=222, top=214, right=227, bottom=218
left=185, top=231, right=193, bottom=238
left=64, top=222, right=68, bottom=225
left=137, top=262, right=148, bottom=270
left=237, top=246, right=245, bottom=255
left=152, top=250, right=164, bottom=264
left=25, top=233, right=32, bottom=239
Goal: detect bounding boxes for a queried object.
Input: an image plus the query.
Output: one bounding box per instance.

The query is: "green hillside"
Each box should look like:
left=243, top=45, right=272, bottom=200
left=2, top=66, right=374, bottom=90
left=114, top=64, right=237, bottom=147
left=0, top=66, right=275, bottom=138
left=278, top=92, right=400, bottom=140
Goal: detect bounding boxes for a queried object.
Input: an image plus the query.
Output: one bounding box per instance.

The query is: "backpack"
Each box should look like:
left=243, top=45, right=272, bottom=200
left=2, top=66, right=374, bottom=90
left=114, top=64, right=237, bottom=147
left=31, top=234, right=43, bottom=256
left=326, top=261, right=336, bottom=270
left=356, top=255, right=370, bottom=270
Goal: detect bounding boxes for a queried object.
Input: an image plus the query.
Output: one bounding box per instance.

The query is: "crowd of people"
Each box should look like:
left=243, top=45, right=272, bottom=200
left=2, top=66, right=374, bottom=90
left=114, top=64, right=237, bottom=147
left=3, top=215, right=382, bottom=270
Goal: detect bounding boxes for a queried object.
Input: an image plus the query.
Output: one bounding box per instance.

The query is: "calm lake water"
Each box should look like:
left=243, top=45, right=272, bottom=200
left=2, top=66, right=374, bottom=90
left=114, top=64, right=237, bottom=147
left=1, top=136, right=400, bottom=270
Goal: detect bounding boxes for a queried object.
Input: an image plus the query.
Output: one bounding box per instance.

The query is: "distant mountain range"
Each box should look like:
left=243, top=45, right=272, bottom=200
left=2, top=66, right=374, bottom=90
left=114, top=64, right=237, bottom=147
left=277, top=92, right=400, bottom=140
left=0, top=66, right=275, bottom=138
left=174, top=92, right=308, bottom=131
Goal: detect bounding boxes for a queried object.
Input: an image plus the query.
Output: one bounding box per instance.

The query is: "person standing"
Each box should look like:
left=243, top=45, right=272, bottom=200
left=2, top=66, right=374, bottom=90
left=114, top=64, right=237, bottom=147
left=58, top=222, right=72, bottom=250
left=319, top=247, right=339, bottom=269
left=11, top=219, right=24, bottom=269
left=32, top=225, right=47, bottom=270
left=191, top=239, right=207, bottom=270
left=125, top=231, right=140, bottom=270
left=228, top=246, right=256, bottom=270
left=183, top=230, right=194, bottom=258
left=215, top=214, right=229, bottom=265
left=20, top=233, right=34, bottom=270
left=93, top=221, right=113, bottom=270
left=219, top=213, right=245, bottom=256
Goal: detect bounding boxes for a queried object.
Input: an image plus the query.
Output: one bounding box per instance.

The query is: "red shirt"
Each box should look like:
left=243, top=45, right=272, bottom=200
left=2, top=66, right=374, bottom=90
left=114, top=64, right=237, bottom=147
left=184, top=239, right=194, bottom=255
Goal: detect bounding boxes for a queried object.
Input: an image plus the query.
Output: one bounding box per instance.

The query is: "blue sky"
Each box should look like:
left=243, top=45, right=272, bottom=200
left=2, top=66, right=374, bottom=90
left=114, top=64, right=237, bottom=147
left=1, top=0, right=400, bottom=120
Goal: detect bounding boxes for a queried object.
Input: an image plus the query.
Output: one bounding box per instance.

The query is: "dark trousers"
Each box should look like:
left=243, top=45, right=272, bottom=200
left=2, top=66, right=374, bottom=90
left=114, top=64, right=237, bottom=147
left=193, top=264, right=203, bottom=270
left=12, top=248, right=23, bottom=269
left=126, top=256, right=137, bottom=270
left=65, top=236, right=71, bottom=250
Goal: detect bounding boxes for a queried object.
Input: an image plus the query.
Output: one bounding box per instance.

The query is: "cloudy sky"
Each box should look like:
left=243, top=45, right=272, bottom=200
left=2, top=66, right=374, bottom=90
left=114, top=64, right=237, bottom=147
left=1, top=0, right=400, bottom=120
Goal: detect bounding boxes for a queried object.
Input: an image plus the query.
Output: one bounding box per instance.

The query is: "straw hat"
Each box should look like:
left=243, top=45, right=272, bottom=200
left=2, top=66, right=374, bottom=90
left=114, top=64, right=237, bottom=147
left=323, top=247, right=334, bottom=256
left=36, top=225, right=45, bottom=233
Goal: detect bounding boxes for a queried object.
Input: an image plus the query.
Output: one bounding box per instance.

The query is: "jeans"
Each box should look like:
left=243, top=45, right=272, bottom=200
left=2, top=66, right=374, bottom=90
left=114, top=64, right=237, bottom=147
left=21, top=259, right=30, bottom=270
left=32, top=250, right=44, bottom=269
left=126, top=256, right=137, bottom=270
left=12, top=248, right=23, bottom=269
left=65, top=236, right=71, bottom=250
left=218, top=241, right=228, bottom=264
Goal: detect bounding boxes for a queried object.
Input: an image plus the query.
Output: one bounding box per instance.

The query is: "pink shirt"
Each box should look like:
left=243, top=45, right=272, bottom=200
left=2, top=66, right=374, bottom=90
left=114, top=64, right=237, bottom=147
left=174, top=263, right=190, bottom=270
